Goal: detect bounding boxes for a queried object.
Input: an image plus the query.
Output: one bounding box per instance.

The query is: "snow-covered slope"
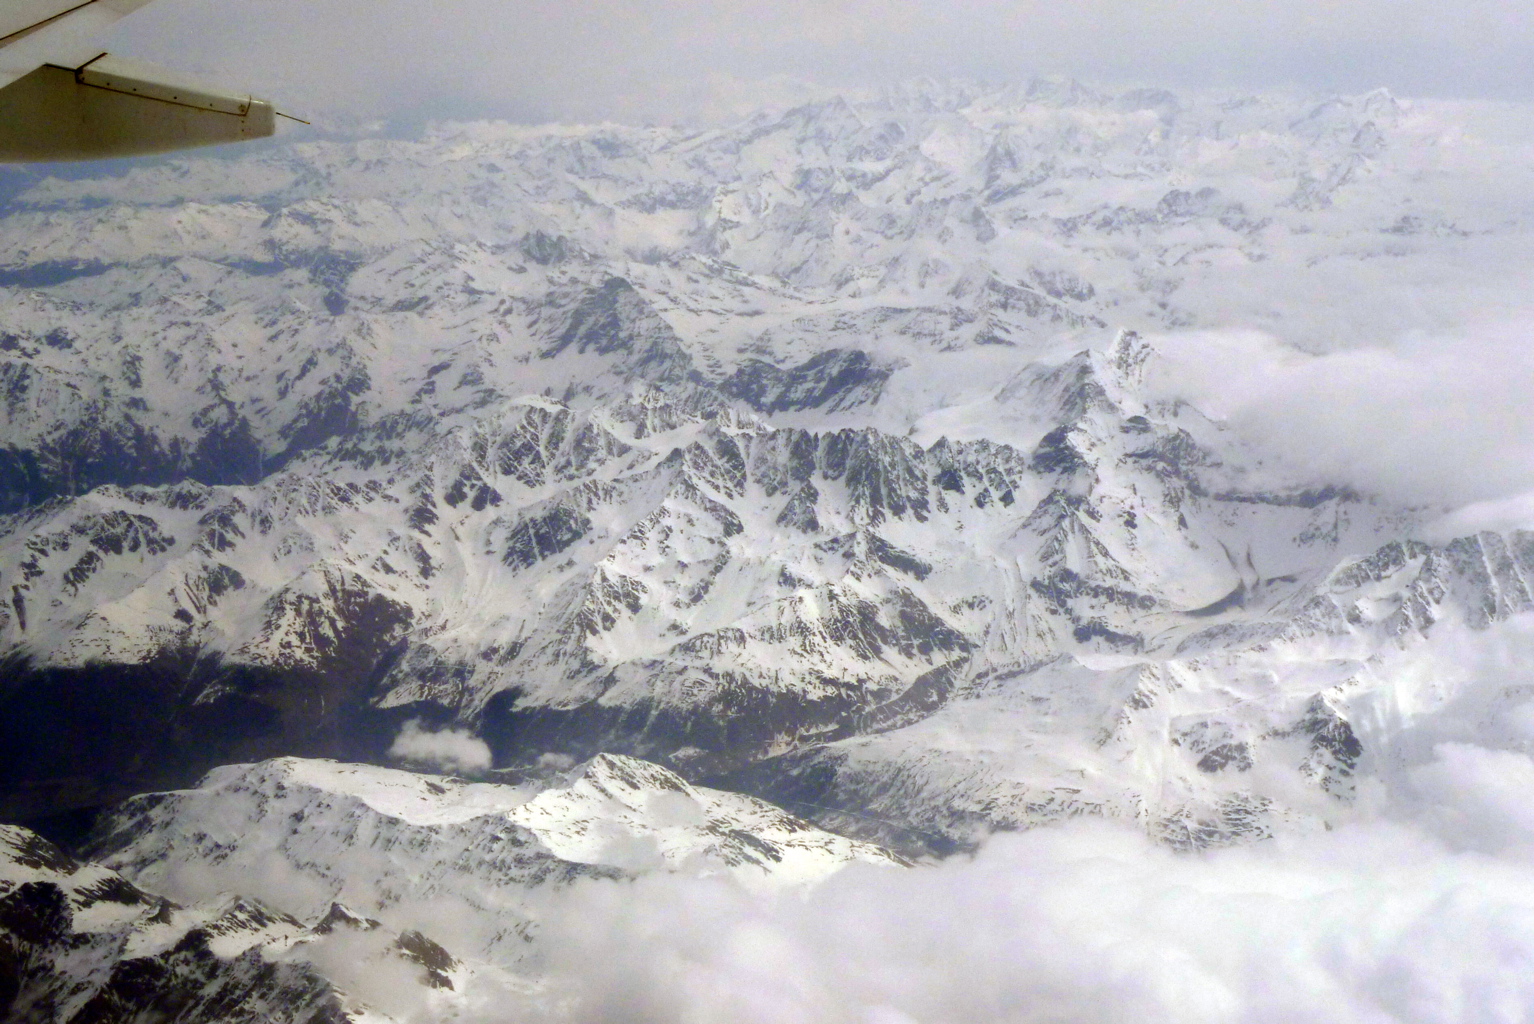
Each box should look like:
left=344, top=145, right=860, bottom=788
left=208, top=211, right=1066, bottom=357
left=85, top=754, right=899, bottom=961
left=2, top=84, right=1528, bottom=509
left=4, top=750, right=894, bottom=1022
left=2, top=82, right=1533, bottom=852
left=0, top=822, right=475, bottom=1023
left=5, top=325, right=1527, bottom=848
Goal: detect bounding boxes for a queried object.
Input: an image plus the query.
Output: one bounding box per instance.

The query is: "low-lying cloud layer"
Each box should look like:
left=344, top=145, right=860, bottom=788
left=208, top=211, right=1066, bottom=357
left=1146, top=319, right=1534, bottom=510
left=518, top=765, right=1534, bottom=1024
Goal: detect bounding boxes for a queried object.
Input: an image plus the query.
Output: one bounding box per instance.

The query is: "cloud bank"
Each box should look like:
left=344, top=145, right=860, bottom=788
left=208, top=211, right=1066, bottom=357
left=522, top=787, right=1534, bottom=1024
left=1145, top=319, right=1534, bottom=510
left=101, top=0, right=1534, bottom=122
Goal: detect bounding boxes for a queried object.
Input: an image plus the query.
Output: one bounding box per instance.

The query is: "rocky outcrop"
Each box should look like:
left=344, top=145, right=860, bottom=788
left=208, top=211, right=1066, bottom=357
left=0, top=823, right=464, bottom=1024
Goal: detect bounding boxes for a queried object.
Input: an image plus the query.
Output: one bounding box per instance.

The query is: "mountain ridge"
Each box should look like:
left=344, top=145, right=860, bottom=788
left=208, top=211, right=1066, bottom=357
left=2, top=83, right=1532, bottom=856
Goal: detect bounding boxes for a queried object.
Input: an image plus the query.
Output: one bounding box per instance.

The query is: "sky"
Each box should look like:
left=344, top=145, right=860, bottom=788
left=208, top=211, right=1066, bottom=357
left=102, top=0, right=1534, bottom=124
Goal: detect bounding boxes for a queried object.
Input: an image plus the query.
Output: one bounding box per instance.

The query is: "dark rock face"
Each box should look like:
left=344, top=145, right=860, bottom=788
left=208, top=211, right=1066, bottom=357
left=541, top=276, right=695, bottom=384
left=56, top=930, right=350, bottom=1024
left=1155, top=795, right=1273, bottom=851
left=518, top=230, right=573, bottom=265
left=0, top=418, right=268, bottom=515
left=1029, top=426, right=1088, bottom=475
left=502, top=505, right=592, bottom=570
left=394, top=930, right=458, bottom=990
left=704, top=748, right=973, bottom=859
left=1287, top=695, right=1362, bottom=795
left=775, top=482, right=821, bottom=532
left=721, top=349, right=891, bottom=413
left=480, top=677, right=851, bottom=777
left=1196, top=742, right=1254, bottom=774
left=0, top=333, right=372, bottom=515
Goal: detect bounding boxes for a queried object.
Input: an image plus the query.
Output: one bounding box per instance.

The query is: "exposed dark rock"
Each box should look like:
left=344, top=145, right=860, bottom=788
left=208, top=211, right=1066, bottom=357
left=518, top=230, right=573, bottom=265
left=775, top=482, right=821, bottom=532
left=1029, top=426, right=1087, bottom=475
left=0, top=261, right=110, bottom=289
left=1196, top=742, right=1254, bottom=773
left=1287, top=695, right=1362, bottom=795
left=1156, top=794, right=1272, bottom=850
left=0, top=863, right=355, bottom=1024
left=721, top=349, right=891, bottom=413
left=1213, top=485, right=1356, bottom=508
left=541, top=277, right=694, bottom=384
left=395, top=929, right=457, bottom=989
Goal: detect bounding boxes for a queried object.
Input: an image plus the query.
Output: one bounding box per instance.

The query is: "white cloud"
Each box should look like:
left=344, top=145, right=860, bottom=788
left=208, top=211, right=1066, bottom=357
left=1145, top=319, right=1534, bottom=510
left=388, top=719, right=492, bottom=775
left=1407, top=743, right=1534, bottom=857
left=523, top=801, right=1534, bottom=1024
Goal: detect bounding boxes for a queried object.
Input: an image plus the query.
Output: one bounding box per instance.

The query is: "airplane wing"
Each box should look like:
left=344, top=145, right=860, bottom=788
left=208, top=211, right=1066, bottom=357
left=0, top=0, right=275, bottom=161
left=0, top=0, right=159, bottom=89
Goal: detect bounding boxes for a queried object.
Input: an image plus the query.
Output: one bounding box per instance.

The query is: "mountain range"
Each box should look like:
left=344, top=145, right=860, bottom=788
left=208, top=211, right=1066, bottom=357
left=2, top=79, right=1532, bottom=1022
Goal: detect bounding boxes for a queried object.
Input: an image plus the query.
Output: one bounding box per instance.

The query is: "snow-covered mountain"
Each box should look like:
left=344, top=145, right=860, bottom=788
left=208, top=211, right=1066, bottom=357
left=86, top=753, right=899, bottom=959
left=3, top=81, right=1533, bottom=860
left=5, top=751, right=894, bottom=1022
left=0, top=820, right=471, bottom=1023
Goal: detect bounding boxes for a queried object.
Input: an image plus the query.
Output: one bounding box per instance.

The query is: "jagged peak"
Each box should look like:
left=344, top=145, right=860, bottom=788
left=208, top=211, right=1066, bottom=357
left=569, top=751, right=694, bottom=799
left=1024, top=76, right=1109, bottom=108
left=778, top=94, right=867, bottom=138
left=1100, top=328, right=1152, bottom=402
left=313, top=901, right=384, bottom=933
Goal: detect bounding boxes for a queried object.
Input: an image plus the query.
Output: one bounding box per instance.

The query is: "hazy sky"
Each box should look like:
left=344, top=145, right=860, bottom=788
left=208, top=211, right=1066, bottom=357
left=104, top=0, right=1534, bottom=123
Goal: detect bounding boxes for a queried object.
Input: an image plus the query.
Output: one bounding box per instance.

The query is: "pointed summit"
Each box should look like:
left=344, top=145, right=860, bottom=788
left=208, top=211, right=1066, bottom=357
left=1103, top=328, right=1153, bottom=399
